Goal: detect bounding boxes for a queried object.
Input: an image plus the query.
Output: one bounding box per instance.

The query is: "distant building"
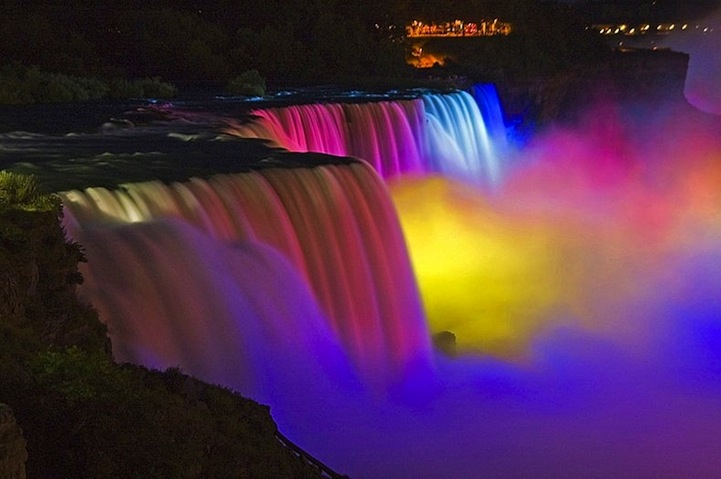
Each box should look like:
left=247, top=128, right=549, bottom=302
left=406, top=19, right=511, bottom=38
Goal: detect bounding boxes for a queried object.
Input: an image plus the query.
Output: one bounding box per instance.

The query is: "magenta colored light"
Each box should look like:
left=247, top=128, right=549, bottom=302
left=60, top=87, right=721, bottom=478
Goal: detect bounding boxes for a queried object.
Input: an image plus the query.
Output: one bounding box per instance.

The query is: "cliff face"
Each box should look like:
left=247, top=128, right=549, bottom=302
left=497, top=48, right=690, bottom=128
left=0, top=404, right=27, bottom=479
left=610, top=48, right=689, bottom=104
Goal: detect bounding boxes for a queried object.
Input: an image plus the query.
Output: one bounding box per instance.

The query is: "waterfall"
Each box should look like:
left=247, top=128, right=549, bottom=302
left=62, top=161, right=431, bottom=392
left=224, top=88, right=507, bottom=184
left=35, top=82, right=721, bottom=478
left=55, top=87, right=510, bottom=398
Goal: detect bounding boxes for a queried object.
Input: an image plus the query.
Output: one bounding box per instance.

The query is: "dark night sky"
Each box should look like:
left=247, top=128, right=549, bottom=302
left=398, top=0, right=720, bottom=22
left=560, top=0, right=721, bottom=21
left=539, top=0, right=721, bottom=19
left=571, top=0, right=720, bottom=12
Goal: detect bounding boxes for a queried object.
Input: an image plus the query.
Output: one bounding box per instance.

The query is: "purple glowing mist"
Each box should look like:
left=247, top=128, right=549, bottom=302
left=62, top=85, right=721, bottom=478
left=673, top=7, right=721, bottom=115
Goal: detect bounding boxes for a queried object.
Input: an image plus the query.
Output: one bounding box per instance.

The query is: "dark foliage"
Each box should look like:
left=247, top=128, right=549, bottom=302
left=0, top=65, right=177, bottom=105
left=0, top=172, right=325, bottom=478
left=0, top=1, right=610, bottom=94
left=0, top=1, right=409, bottom=88
left=0, top=171, right=107, bottom=354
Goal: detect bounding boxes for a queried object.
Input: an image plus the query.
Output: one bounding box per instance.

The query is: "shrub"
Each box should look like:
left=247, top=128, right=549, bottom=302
left=0, top=65, right=177, bottom=104
left=135, top=76, right=178, bottom=98
left=0, top=172, right=327, bottom=479
left=22, top=348, right=210, bottom=478
left=106, top=78, right=145, bottom=99
left=74, top=76, right=110, bottom=99
left=226, top=69, right=266, bottom=97
left=22, top=67, right=94, bottom=103
left=0, top=171, right=107, bottom=352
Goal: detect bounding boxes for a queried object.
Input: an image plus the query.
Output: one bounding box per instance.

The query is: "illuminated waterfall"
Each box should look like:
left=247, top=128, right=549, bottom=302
left=43, top=84, right=721, bottom=478
left=62, top=161, right=431, bottom=393
left=225, top=89, right=506, bottom=183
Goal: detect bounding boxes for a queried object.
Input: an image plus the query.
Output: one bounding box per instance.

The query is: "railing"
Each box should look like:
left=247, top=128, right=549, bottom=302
left=276, top=430, right=350, bottom=479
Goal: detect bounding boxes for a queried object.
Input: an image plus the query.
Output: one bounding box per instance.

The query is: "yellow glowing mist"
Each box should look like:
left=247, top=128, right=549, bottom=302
left=390, top=176, right=650, bottom=359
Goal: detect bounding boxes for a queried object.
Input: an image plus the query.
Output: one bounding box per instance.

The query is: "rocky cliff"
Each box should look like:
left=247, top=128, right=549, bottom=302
left=497, top=48, right=690, bottom=129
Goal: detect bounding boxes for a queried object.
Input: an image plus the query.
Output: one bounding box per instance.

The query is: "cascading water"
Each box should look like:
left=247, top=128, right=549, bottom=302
left=67, top=218, right=353, bottom=405
left=62, top=161, right=431, bottom=391
left=22, top=84, right=721, bottom=478
left=224, top=89, right=507, bottom=184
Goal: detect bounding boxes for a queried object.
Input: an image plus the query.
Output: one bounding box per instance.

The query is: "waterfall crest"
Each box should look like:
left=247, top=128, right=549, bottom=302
left=225, top=89, right=507, bottom=184
left=62, top=162, right=431, bottom=389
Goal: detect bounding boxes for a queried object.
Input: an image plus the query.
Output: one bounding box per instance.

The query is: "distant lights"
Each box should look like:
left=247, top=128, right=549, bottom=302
left=592, top=21, right=711, bottom=37
left=406, top=18, right=511, bottom=38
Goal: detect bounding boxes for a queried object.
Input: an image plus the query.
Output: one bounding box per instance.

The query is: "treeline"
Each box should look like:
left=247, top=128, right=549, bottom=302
left=0, top=171, right=327, bottom=478
left=0, top=0, right=610, bottom=90
left=0, top=65, right=177, bottom=104
left=0, top=0, right=410, bottom=87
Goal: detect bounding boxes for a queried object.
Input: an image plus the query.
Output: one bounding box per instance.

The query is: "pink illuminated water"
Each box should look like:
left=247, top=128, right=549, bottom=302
left=60, top=89, right=721, bottom=478
left=224, top=89, right=505, bottom=183
left=62, top=163, right=430, bottom=390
